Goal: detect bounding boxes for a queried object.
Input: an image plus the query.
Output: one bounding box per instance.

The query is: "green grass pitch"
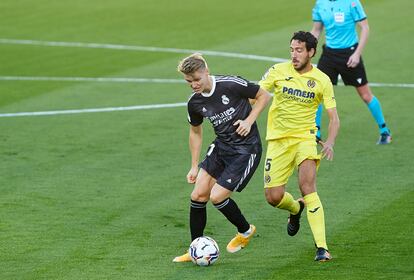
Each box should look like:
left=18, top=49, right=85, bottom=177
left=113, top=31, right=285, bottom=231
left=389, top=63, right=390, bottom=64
left=0, top=0, right=413, bottom=279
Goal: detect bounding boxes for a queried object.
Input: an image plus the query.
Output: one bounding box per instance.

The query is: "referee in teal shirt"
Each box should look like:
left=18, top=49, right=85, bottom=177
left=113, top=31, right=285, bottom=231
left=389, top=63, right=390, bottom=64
left=311, top=0, right=392, bottom=145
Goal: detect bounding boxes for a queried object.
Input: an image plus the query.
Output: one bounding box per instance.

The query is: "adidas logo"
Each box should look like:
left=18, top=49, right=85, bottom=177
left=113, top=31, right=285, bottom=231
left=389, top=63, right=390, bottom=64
left=202, top=107, right=207, bottom=113
left=226, top=178, right=232, bottom=183
left=357, top=78, right=362, bottom=84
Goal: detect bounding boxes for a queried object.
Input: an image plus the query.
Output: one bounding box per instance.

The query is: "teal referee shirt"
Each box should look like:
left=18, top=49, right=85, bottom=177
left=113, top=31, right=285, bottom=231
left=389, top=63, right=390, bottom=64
left=312, top=0, right=367, bottom=49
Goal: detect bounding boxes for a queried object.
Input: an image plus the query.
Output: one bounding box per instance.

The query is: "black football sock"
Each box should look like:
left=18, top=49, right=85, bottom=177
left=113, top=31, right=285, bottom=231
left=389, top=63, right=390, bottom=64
left=190, top=200, right=207, bottom=241
left=214, top=198, right=250, bottom=233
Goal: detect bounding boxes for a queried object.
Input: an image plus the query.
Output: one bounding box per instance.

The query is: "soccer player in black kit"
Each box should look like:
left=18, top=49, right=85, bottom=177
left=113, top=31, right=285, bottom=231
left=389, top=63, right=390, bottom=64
left=173, top=53, right=271, bottom=262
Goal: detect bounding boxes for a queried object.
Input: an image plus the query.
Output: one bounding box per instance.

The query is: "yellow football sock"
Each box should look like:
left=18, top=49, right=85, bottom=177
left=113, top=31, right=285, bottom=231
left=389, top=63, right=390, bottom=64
left=276, top=192, right=300, bottom=214
left=304, top=192, right=328, bottom=250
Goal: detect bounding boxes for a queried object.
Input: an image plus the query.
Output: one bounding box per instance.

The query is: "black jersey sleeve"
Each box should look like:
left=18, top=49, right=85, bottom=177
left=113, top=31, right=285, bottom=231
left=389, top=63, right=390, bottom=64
left=187, top=102, right=203, bottom=126
left=230, top=76, right=260, bottom=99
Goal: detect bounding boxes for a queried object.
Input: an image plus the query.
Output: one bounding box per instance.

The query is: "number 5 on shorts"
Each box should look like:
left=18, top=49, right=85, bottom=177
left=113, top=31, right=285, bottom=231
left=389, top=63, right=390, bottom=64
left=265, top=158, right=272, bottom=171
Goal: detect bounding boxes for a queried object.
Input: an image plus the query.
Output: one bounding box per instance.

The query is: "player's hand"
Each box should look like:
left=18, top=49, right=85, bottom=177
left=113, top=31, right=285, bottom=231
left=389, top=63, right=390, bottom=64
left=233, top=119, right=252, bottom=137
left=320, top=141, right=334, bottom=161
left=347, top=52, right=361, bottom=68
left=187, top=166, right=198, bottom=184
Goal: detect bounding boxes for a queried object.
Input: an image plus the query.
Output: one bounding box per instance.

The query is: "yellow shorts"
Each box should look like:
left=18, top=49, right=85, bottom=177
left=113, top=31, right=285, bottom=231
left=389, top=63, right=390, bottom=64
left=264, top=137, right=321, bottom=188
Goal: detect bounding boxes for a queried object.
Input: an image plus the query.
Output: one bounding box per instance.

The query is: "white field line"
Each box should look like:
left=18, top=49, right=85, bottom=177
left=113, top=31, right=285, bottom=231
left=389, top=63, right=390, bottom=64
left=0, top=38, right=412, bottom=118
left=0, top=38, right=287, bottom=63
left=0, top=103, right=187, bottom=118
left=1, top=75, right=413, bottom=88
left=0, top=38, right=412, bottom=87
left=367, top=82, right=414, bottom=88
left=0, top=76, right=184, bottom=84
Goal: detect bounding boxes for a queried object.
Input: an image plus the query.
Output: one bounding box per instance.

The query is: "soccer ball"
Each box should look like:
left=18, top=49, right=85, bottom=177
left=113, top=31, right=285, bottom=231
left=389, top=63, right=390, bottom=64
left=189, top=236, right=220, bottom=266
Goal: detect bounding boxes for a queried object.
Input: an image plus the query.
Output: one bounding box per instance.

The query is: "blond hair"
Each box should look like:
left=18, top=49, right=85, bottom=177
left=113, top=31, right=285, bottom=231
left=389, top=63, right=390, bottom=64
left=177, top=53, right=208, bottom=74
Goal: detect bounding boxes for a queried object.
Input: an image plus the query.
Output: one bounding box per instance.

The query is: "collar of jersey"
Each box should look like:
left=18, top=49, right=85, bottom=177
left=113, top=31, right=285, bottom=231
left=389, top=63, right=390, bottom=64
left=201, top=75, right=216, bottom=97
left=289, top=63, right=315, bottom=77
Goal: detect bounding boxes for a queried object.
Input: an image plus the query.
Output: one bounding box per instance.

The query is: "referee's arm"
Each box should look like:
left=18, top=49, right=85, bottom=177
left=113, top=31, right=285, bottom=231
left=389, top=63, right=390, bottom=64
left=311, top=21, right=324, bottom=40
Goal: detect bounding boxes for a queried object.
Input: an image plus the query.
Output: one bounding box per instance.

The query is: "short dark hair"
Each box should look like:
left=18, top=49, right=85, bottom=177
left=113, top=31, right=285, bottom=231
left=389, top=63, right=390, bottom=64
left=291, top=31, right=318, bottom=57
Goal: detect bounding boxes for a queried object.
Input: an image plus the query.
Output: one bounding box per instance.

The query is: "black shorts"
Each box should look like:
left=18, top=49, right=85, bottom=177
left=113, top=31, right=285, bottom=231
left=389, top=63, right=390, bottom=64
left=199, top=142, right=261, bottom=192
left=317, top=44, right=368, bottom=87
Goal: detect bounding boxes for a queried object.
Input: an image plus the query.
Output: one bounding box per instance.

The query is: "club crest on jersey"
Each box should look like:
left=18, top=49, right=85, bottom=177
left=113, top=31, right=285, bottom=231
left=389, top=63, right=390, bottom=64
left=221, top=95, right=230, bottom=105
left=307, top=80, right=316, bottom=88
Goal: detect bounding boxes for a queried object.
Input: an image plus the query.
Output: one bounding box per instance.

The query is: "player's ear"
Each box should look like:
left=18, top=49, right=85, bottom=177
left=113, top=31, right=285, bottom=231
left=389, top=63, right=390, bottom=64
left=309, top=47, right=316, bottom=58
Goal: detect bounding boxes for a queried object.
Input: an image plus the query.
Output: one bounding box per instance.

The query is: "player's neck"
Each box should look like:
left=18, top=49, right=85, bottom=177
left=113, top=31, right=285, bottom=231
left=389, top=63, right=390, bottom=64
left=203, top=75, right=213, bottom=93
left=296, top=63, right=313, bottom=75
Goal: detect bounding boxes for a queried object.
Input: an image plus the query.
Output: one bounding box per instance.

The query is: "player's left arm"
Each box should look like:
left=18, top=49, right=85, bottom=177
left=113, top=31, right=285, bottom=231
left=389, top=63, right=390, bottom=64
left=320, top=107, right=340, bottom=161
left=347, top=19, right=369, bottom=68
left=234, top=87, right=272, bottom=136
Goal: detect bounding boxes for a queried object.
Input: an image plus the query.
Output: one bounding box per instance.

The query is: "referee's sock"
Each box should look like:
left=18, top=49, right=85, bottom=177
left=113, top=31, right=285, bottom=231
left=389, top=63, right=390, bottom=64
left=190, top=200, right=207, bottom=241
left=304, top=192, right=328, bottom=250
left=276, top=192, right=300, bottom=214
left=367, top=96, right=390, bottom=134
left=214, top=198, right=250, bottom=234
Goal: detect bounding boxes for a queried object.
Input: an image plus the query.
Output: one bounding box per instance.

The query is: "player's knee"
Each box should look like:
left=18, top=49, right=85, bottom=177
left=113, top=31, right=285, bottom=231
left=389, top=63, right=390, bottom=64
left=299, top=182, right=316, bottom=196
left=209, top=193, right=221, bottom=205
left=191, top=190, right=209, bottom=202
left=265, top=188, right=284, bottom=206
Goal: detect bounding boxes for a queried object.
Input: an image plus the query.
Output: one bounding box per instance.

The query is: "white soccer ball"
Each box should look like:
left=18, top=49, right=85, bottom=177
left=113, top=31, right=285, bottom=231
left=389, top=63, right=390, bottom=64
left=188, top=236, right=220, bottom=266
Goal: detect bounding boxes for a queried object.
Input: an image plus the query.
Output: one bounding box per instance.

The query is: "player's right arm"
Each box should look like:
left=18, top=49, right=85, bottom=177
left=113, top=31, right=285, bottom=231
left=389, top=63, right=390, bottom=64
left=234, top=87, right=272, bottom=136
left=187, top=125, right=202, bottom=184
left=258, top=65, right=277, bottom=93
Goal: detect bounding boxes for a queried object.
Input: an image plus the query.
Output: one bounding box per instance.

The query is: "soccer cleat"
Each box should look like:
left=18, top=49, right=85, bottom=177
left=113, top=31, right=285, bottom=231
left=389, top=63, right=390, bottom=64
left=315, top=247, right=332, bottom=262
left=287, top=199, right=305, bottom=236
left=377, top=132, right=392, bottom=145
left=226, top=224, right=256, bottom=253
left=172, top=252, right=191, bottom=263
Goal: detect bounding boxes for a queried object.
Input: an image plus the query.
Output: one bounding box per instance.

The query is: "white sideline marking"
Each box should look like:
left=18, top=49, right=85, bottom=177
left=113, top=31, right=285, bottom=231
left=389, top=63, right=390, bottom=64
left=0, top=38, right=412, bottom=118
left=0, top=103, right=187, bottom=118
left=0, top=76, right=184, bottom=84
left=0, top=38, right=412, bottom=88
left=0, top=38, right=287, bottom=63
left=368, top=82, right=414, bottom=88
left=1, top=75, right=413, bottom=88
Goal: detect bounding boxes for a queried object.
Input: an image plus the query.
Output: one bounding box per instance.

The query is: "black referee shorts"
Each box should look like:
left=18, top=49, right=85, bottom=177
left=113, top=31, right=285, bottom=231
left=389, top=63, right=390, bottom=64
left=317, top=44, right=368, bottom=87
left=199, top=143, right=261, bottom=192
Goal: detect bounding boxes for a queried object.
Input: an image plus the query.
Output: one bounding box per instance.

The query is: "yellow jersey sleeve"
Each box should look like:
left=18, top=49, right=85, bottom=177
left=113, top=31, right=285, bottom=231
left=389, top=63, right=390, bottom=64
left=259, top=65, right=277, bottom=92
left=322, top=78, right=336, bottom=109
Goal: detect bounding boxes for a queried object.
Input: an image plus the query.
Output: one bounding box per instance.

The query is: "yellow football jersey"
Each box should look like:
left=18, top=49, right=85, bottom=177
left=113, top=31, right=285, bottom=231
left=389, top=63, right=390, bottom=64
left=259, top=61, right=336, bottom=140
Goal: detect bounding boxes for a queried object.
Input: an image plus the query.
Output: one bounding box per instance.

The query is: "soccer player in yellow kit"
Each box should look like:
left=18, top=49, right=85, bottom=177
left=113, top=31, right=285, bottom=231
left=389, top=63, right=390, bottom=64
left=259, top=31, right=340, bottom=261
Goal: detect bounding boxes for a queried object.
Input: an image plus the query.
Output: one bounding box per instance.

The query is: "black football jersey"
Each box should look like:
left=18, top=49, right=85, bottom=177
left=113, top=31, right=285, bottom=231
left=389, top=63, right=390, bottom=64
left=187, top=75, right=262, bottom=154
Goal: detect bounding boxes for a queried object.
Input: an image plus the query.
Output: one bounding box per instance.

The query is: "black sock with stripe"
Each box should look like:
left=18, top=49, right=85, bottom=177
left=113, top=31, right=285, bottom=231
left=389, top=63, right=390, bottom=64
left=214, top=198, right=249, bottom=233
left=190, top=200, right=207, bottom=241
